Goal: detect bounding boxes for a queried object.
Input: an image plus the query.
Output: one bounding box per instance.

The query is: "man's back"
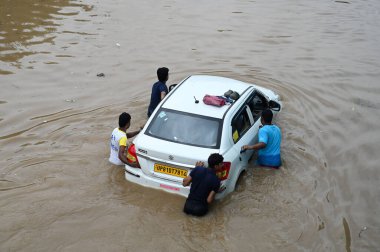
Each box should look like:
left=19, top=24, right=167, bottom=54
left=109, top=127, right=127, bottom=165
left=183, top=154, right=224, bottom=216
left=147, top=81, right=168, bottom=116
left=258, top=125, right=281, bottom=167
left=188, top=166, right=220, bottom=205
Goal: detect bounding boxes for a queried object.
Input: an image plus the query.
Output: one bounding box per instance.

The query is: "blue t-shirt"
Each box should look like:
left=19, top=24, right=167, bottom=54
left=147, top=81, right=168, bottom=117
left=188, top=166, right=221, bottom=205
left=257, top=125, right=282, bottom=167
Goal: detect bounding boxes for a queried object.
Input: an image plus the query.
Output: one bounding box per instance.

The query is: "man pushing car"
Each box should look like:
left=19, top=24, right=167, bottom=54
left=182, top=153, right=224, bottom=217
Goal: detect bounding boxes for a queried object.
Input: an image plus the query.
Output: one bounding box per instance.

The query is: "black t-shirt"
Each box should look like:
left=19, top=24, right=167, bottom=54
left=188, top=166, right=221, bottom=205
left=147, top=81, right=168, bottom=116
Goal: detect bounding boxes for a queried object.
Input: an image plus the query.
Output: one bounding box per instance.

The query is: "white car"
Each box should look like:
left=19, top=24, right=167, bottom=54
left=125, top=75, right=281, bottom=199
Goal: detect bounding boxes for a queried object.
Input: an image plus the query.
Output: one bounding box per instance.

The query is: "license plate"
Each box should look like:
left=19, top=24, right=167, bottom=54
left=154, top=164, right=188, bottom=178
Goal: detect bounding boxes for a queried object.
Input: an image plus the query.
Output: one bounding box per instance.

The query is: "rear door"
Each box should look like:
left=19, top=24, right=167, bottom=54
left=223, top=91, right=266, bottom=166
left=230, top=105, right=257, bottom=163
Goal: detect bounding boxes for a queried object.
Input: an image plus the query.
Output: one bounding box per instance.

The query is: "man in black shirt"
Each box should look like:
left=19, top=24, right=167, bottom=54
left=147, top=67, right=169, bottom=117
left=182, top=153, right=223, bottom=216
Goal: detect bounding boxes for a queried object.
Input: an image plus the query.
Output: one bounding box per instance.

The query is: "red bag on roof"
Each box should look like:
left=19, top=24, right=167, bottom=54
left=203, top=95, right=226, bottom=107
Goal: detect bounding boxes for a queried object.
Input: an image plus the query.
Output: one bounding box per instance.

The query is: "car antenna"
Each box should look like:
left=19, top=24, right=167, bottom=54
left=194, top=96, right=199, bottom=104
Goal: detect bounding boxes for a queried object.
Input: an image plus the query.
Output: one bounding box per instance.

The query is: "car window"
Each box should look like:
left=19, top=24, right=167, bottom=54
left=146, top=109, right=221, bottom=148
left=246, top=91, right=268, bottom=122
left=231, top=106, right=252, bottom=143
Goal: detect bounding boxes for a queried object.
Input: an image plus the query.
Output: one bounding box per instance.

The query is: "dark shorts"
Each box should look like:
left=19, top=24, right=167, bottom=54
left=183, top=199, right=208, bottom=217
left=260, top=164, right=280, bottom=169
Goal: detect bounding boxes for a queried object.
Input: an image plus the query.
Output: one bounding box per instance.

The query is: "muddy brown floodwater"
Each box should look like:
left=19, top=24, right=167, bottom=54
left=1, top=0, right=380, bottom=251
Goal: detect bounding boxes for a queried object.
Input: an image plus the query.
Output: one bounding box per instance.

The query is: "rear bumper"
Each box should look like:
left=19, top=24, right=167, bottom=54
left=125, top=164, right=228, bottom=200
left=124, top=164, right=190, bottom=198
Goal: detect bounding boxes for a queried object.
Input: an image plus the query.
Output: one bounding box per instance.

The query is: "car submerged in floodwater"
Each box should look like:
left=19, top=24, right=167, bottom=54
left=125, top=75, right=281, bottom=199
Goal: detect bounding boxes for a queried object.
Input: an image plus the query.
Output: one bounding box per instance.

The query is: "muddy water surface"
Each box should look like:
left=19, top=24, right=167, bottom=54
left=1, top=0, right=380, bottom=251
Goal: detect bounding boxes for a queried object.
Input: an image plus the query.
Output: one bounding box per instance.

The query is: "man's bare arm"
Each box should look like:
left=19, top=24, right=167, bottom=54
left=126, top=129, right=140, bottom=138
left=182, top=176, right=192, bottom=187
left=118, top=145, right=129, bottom=164
left=242, top=142, right=266, bottom=151
left=160, top=91, right=166, bottom=100
left=207, top=190, right=216, bottom=204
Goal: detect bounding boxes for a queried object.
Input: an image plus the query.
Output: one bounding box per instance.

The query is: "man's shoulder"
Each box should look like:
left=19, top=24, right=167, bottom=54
left=261, top=124, right=280, bottom=132
left=152, top=81, right=166, bottom=90
left=192, top=166, right=206, bottom=173
left=205, top=169, right=219, bottom=181
left=206, top=171, right=221, bottom=188
left=272, top=124, right=280, bottom=129
left=152, top=81, right=160, bottom=88
left=191, top=166, right=207, bottom=177
left=153, top=80, right=164, bottom=85
left=112, top=128, right=126, bottom=138
left=159, top=82, right=168, bottom=89
left=272, top=124, right=281, bottom=134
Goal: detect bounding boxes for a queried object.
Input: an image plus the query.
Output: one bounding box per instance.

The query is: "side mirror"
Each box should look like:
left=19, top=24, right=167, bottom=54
left=269, top=100, right=281, bottom=111
left=169, top=84, right=177, bottom=92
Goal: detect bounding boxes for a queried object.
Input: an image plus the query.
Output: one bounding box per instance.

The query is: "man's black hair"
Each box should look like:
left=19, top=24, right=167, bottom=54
left=208, top=153, right=224, bottom=169
left=119, top=112, right=131, bottom=128
left=261, top=109, right=273, bottom=124
left=157, top=67, right=169, bottom=82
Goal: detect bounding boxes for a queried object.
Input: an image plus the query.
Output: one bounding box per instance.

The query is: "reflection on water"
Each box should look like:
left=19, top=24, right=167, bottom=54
left=343, top=217, right=352, bottom=252
left=0, top=0, right=93, bottom=73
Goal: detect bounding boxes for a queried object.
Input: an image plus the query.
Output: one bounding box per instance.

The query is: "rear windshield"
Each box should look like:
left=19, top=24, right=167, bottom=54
left=146, top=109, right=222, bottom=148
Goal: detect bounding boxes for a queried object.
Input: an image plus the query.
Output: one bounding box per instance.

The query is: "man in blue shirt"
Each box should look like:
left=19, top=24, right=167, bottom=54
left=147, top=67, right=169, bottom=117
left=182, top=153, right=223, bottom=216
left=242, top=109, right=282, bottom=168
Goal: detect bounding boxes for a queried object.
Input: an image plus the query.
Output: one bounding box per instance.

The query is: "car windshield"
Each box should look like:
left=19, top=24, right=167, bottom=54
left=146, top=109, right=221, bottom=148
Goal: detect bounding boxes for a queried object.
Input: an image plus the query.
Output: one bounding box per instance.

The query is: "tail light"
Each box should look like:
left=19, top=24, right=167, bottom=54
left=126, top=144, right=140, bottom=168
left=216, top=162, right=231, bottom=181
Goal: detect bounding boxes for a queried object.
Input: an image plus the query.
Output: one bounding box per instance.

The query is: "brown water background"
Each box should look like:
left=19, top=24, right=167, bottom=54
left=1, top=0, right=379, bottom=251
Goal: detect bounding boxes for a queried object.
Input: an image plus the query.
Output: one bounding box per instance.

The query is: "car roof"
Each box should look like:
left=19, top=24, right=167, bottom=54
left=162, top=75, right=252, bottom=119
